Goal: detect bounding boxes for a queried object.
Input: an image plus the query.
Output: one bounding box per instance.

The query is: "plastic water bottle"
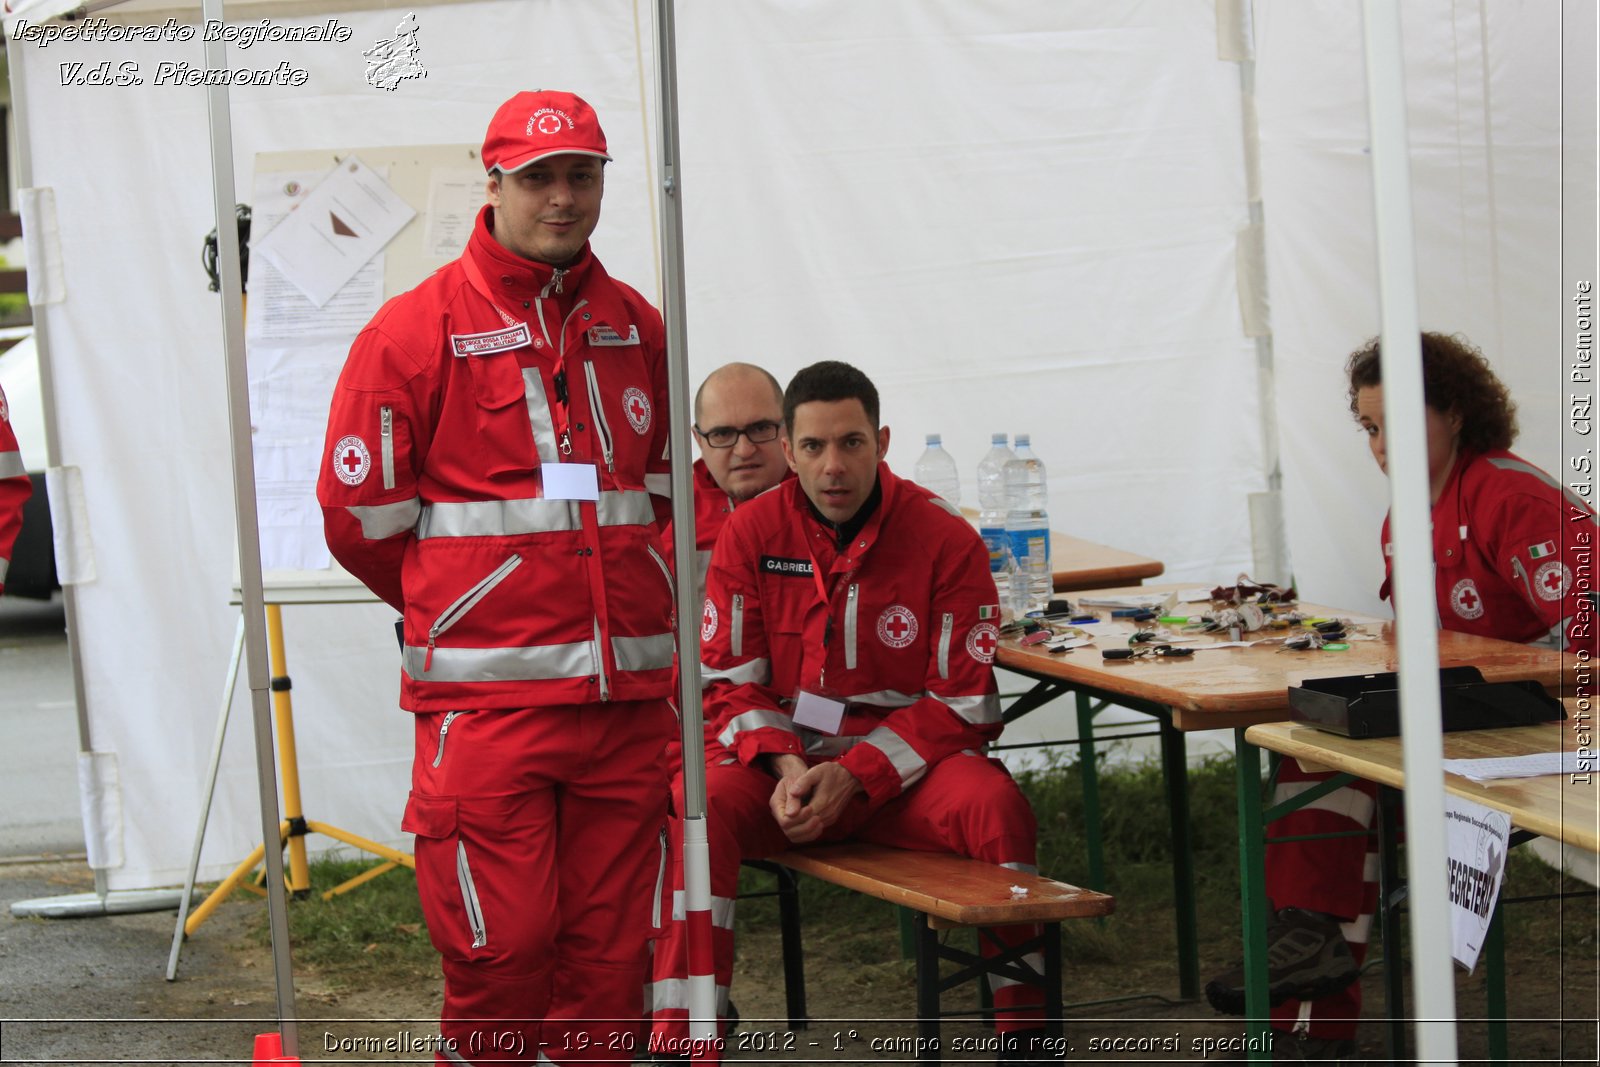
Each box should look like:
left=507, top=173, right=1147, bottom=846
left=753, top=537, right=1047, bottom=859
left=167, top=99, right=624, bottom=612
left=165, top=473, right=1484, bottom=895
left=976, top=433, right=1017, bottom=612
left=1004, top=434, right=1052, bottom=616
left=914, top=433, right=962, bottom=507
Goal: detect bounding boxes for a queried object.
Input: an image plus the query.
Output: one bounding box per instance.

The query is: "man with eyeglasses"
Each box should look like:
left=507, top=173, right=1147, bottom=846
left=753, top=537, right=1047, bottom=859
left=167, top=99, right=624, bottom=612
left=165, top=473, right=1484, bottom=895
left=674, top=362, right=792, bottom=600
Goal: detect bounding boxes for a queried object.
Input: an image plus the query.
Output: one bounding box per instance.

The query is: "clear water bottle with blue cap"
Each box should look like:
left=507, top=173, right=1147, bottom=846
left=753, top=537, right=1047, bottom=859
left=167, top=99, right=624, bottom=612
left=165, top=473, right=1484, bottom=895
left=1003, top=433, right=1051, bottom=616
left=914, top=433, right=961, bottom=506
left=976, top=433, right=1016, bottom=612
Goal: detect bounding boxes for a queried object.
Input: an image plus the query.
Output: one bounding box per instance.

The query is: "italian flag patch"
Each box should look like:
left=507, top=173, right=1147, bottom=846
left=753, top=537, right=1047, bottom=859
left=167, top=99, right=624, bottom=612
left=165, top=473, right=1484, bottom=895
left=978, top=604, right=999, bottom=620
left=1528, top=540, right=1557, bottom=559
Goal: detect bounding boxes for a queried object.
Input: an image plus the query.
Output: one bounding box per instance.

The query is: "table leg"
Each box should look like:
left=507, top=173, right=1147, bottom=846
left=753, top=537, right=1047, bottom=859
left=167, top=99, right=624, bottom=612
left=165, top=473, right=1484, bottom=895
left=1377, top=786, right=1406, bottom=1062
left=1485, top=898, right=1507, bottom=1062
left=1159, top=713, right=1199, bottom=999
left=1075, top=691, right=1106, bottom=893
left=1234, top=731, right=1272, bottom=1064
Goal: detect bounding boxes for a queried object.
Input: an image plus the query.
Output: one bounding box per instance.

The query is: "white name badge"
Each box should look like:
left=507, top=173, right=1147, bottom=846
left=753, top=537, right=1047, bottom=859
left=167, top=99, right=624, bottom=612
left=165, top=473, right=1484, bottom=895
left=792, top=690, right=847, bottom=736
left=542, top=462, right=600, bottom=502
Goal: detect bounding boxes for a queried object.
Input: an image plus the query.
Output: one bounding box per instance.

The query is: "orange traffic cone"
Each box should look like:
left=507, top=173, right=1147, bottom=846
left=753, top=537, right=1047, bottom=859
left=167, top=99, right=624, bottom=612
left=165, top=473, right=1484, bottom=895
left=252, top=1031, right=302, bottom=1065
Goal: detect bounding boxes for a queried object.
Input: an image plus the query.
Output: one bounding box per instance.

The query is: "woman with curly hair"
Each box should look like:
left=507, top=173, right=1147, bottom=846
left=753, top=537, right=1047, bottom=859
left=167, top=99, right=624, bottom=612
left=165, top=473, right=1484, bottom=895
left=1207, top=333, right=1596, bottom=1059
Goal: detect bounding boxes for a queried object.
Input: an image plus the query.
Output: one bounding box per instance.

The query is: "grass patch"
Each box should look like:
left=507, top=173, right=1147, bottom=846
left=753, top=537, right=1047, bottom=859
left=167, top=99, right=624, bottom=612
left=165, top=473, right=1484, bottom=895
left=244, top=858, right=435, bottom=987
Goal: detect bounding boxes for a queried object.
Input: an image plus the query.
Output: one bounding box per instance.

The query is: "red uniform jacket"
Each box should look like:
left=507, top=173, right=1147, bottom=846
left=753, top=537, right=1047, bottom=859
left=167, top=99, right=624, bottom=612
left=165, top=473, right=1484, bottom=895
left=700, top=463, right=1003, bottom=808
left=0, top=382, right=31, bottom=595
left=660, top=458, right=792, bottom=601
left=1380, top=449, right=1597, bottom=650
left=318, top=208, right=676, bottom=712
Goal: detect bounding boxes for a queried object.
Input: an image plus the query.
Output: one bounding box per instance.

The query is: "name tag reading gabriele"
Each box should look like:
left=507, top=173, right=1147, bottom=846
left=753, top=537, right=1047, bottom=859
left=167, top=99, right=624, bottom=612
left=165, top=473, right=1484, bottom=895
left=792, top=689, right=846, bottom=735
left=542, top=462, right=600, bottom=502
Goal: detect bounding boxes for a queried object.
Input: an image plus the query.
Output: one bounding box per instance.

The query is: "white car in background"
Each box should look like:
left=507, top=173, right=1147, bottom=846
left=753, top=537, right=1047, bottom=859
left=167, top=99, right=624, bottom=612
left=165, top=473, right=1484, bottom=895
left=0, top=327, right=58, bottom=598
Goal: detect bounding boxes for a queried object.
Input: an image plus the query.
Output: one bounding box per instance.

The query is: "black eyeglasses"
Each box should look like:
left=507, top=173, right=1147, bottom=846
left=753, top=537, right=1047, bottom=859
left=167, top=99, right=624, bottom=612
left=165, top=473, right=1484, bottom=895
left=694, top=421, right=781, bottom=448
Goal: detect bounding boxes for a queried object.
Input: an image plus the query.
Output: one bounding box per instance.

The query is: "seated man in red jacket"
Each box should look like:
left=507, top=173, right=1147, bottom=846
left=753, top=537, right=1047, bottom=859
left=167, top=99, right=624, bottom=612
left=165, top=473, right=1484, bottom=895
left=649, top=360, right=1051, bottom=1065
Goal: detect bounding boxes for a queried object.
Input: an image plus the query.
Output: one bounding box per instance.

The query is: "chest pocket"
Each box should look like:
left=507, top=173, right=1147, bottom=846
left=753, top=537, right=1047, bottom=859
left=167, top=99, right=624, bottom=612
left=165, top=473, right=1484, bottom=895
left=465, top=354, right=551, bottom=479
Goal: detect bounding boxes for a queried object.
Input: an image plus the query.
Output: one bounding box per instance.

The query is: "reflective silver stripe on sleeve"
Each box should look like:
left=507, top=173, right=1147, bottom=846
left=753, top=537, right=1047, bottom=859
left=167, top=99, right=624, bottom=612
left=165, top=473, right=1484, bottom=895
left=731, top=593, right=744, bottom=657
left=645, top=472, right=672, bottom=498
left=803, top=732, right=865, bottom=758
left=863, top=725, right=928, bottom=789
left=929, top=496, right=962, bottom=518
left=844, top=583, right=859, bottom=669
left=0, top=452, right=24, bottom=478
left=990, top=951, right=1046, bottom=991
left=937, top=612, right=953, bottom=680
left=346, top=498, right=421, bottom=540
left=0, top=557, right=8, bottom=584
left=611, top=632, right=676, bottom=672
left=1532, top=618, right=1569, bottom=651
left=671, top=890, right=737, bottom=929
left=1487, top=456, right=1594, bottom=515
left=841, top=689, right=921, bottom=708
left=401, top=640, right=595, bottom=682
left=694, top=549, right=713, bottom=601
left=1001, top=861, right=1039, bottom=875
left=717, top=708, right=800, bottom=748
left=523, top=367, right=560, bottom=464
left=701, top=658, right=771, bottom=687
left=933, top=691, right=1003, bottom=725
left=594, top=490, right=654, bottom=527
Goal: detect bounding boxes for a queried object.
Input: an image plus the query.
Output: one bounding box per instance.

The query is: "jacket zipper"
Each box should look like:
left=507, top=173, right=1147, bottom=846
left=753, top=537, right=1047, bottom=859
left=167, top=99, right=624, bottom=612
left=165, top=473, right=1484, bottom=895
left=651, top=826, right=668, bottom=932
left=456, top=841, right=487, bottom=948
left=646, top=543, right=676, bottom=615
left=731, top=594, right=745, bottom=657
left=583, top=361, right=616, bottom=473
left=1511, top=557, right=1537, bottom=604
left=431, top=710, right=464, bottom=769
left=592, top=617, right=611, bottom=701
left=380, top=406, right=395, bottom=490
left=529, top=292, right=589, bottom=457
left=937, top=612, right=954, bottom=679
left=425, top=554, right=523, bottom=672
left=844, top=583, right=860, bottom=670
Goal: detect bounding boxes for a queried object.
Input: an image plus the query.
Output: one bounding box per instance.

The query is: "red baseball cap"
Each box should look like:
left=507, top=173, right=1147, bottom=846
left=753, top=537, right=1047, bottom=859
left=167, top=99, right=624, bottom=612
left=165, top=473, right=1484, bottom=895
left=482, top=90, right=612, bottom=174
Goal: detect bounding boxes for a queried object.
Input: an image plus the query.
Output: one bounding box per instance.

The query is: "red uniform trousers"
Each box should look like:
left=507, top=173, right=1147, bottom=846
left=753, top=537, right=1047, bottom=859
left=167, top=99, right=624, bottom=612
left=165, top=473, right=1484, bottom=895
left=1264, top=758, right=1381, bottom=1041
left=405, top=701, right=675, bottom=1065
left=648, top=749, right=1042, bottom=1057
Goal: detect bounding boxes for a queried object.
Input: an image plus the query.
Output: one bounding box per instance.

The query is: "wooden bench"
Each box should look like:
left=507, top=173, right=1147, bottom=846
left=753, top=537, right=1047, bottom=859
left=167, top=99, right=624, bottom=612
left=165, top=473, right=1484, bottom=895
left=745, top=843, right=1114, bottom=1062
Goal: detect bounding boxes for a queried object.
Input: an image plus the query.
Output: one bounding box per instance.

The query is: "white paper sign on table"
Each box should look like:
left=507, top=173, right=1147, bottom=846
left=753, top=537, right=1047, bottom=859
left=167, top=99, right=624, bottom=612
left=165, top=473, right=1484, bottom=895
left=1444, top=794, right=1511, bottom=972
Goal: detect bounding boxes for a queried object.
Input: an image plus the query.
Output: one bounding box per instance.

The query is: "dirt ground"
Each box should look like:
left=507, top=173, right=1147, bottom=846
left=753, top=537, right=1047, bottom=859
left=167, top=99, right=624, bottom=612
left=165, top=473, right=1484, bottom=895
left=1, top=857, right=1595, bottom=1065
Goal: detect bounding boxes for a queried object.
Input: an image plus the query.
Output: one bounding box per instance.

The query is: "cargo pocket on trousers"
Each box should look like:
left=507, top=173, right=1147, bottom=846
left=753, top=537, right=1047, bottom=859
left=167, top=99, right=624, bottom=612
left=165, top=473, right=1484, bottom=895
left=402, top=791, right=488, bottom=954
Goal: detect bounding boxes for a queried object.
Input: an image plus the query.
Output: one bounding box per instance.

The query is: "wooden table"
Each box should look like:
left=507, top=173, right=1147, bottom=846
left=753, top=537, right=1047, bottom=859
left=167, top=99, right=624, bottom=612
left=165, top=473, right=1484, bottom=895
left=1048, top=532, right=1164, bottom=591
left=961, top=510, right=1164, bottom=591
left=1239, top=715, right=1596, bottom=1062
left=994, top=582, right=1574, bottom=1000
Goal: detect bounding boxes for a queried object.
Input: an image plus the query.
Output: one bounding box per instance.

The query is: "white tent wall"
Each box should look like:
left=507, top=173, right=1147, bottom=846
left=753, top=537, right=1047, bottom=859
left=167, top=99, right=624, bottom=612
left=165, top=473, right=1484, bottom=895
left=5, top=0, right=1584, bottom=890
left=673, top=1, right=1263, bottom=580
left=1258, top=0, right=1572, bottom=619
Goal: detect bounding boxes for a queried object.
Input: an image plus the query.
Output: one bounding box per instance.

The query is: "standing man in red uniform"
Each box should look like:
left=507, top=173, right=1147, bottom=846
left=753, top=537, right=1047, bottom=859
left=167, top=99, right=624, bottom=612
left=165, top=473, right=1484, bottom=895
left=319, top=91, right=677, bottom=1064
left=0, top=382, right=31, bottom=596
left=649, top=361, right=1052, bottom=1065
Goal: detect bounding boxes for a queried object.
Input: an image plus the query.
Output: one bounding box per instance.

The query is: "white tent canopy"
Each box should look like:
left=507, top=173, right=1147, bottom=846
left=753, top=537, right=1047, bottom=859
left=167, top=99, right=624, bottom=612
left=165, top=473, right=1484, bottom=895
left=3, top=0, right=1587, bottom=897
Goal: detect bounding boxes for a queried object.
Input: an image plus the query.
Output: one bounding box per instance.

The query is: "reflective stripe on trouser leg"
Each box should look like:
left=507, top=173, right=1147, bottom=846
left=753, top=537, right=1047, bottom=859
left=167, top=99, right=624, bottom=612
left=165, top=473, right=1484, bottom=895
left=1266, top=761, right=1381, bottom=1042
left=649, top=760, right=793, bottom=1055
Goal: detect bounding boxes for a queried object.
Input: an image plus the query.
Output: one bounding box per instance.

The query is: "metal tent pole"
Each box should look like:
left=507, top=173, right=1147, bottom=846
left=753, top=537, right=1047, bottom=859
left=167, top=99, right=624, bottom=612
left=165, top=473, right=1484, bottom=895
left=199, top=0, right=299, bottom=1054
left=652, top=0, right=719, bottom=1047
left=1361, top=3, right=1459, bottom=1062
